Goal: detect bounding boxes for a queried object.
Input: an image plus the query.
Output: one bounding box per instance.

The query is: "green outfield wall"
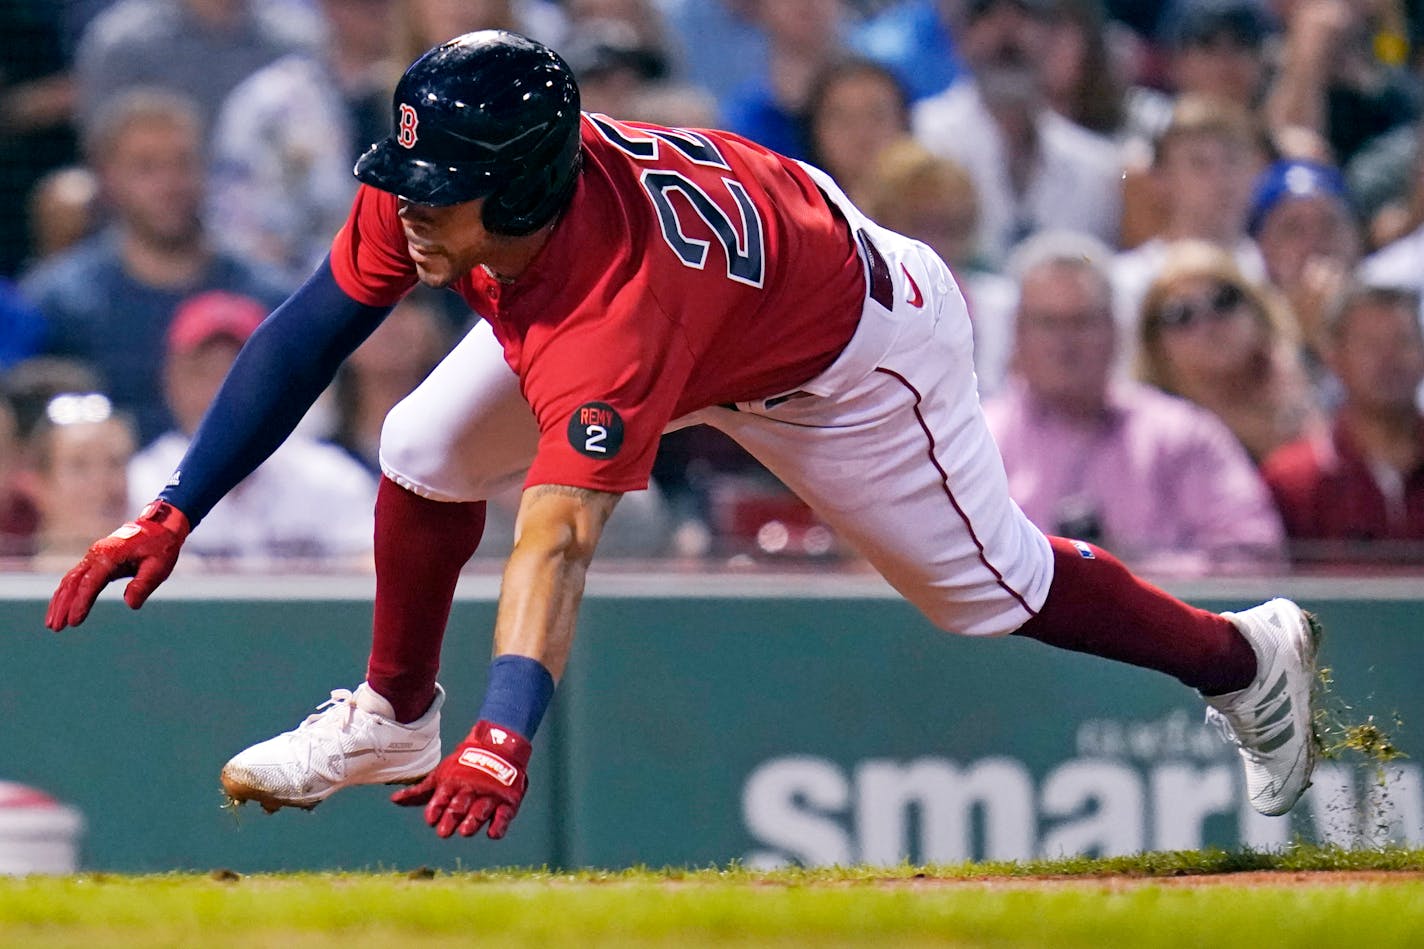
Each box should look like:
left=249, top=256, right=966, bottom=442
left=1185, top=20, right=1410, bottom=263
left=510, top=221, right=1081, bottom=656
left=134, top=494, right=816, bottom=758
left=1, top=572, right=1419, bottom=872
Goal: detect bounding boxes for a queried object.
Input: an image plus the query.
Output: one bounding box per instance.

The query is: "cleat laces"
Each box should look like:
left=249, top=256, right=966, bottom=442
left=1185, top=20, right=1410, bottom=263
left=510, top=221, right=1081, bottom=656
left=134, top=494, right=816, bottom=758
left=298, top=689, right=358, bottom=733
left=285, top=689, right=389, bottom=771
left=1205, top=706, right=1270, bottom=764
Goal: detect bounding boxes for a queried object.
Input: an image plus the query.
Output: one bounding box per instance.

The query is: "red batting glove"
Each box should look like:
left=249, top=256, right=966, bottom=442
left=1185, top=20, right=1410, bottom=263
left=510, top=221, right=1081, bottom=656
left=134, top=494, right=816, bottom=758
left=45, top=500, right=191, bottom=631
left=391, top=720, right=531, bottom=839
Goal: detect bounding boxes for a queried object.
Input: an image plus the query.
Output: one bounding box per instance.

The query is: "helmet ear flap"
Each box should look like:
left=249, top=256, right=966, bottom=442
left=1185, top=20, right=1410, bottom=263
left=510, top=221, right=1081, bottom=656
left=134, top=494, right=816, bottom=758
left=482, top=131, right=583, bottom=235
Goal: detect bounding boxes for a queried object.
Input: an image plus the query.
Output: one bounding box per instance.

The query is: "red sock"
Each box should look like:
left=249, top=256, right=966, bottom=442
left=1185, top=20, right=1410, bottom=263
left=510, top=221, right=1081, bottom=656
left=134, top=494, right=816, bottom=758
left=365, top=476, right=487, bottom=722
left=1013, top=537, right=1256, bottom=695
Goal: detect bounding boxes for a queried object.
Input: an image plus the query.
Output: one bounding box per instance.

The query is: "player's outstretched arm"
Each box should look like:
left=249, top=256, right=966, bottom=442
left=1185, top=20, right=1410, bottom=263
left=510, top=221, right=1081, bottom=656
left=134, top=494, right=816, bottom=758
left=392, top=484, right=621, bottom=838
left=43, top=260, right=391, bottom=630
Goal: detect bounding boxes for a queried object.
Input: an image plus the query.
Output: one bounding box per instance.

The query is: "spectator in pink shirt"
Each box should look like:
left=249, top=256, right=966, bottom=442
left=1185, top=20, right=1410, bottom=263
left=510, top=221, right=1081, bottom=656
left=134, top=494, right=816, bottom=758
left=984, top=231, right=1286, bottom=576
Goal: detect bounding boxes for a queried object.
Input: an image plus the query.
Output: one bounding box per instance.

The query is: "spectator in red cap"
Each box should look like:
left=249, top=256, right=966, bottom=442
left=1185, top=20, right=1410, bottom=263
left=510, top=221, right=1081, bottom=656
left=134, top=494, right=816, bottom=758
left=127, top=290, right=377, bottom=566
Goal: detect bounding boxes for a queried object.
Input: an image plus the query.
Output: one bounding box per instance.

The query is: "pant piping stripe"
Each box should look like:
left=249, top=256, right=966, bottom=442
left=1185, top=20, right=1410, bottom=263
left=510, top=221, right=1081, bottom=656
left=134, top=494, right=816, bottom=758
left=874, top=367, right=1038, bottom=619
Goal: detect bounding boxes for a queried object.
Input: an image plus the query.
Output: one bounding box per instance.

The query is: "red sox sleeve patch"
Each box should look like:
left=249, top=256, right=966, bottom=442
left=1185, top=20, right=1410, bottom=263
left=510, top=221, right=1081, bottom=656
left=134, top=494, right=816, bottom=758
left=567, top=402, right=625, bottom=459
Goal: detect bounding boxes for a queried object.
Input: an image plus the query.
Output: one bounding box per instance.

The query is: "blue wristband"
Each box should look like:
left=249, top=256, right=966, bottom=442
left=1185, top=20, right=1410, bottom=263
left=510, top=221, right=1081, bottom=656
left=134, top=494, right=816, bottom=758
left=477, top=655, right=556, bottom=739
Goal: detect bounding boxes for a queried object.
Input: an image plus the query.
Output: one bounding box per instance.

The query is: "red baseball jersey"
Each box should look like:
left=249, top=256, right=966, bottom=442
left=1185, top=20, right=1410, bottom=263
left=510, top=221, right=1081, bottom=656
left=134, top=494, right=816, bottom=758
left=331, top=113, right=865, bottom=493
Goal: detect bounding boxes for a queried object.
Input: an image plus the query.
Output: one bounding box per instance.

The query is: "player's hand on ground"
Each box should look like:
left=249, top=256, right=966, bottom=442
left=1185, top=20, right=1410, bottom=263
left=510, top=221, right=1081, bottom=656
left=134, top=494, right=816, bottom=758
left=391, top=720, right=531, bottom=839
left=45, top=500, right=191, bottom=631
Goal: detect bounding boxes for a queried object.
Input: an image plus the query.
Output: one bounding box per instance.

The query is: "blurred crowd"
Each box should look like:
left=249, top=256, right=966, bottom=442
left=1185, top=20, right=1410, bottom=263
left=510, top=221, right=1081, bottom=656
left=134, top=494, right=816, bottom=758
left=2, top=0, right=1424, bottom=576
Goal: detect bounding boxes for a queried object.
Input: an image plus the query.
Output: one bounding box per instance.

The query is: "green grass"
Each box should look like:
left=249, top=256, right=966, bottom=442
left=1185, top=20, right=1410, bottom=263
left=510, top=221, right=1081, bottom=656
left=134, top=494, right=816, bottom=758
left=1, top=848, right=1422, bottom=948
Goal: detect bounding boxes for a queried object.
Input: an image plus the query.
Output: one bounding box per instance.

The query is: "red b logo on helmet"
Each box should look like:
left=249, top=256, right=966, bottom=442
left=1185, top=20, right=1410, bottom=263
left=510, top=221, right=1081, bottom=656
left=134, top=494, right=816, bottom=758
left=397, top=103, right=419, bottom=148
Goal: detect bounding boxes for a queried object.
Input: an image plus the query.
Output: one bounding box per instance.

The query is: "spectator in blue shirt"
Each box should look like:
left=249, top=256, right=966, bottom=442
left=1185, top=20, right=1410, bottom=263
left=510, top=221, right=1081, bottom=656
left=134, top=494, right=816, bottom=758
left=719, top=0, right=849, bottom=160
left=0, top=280, right=46, bottom=373
left=22, top=89, right=287, bottom=445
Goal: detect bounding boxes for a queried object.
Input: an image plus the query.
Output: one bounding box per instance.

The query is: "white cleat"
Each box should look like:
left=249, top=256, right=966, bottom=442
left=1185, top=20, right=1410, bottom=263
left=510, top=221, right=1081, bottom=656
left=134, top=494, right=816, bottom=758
left=1205, top=598, right=1321, bottom=817
left=220, top=683, right=443, bottom=813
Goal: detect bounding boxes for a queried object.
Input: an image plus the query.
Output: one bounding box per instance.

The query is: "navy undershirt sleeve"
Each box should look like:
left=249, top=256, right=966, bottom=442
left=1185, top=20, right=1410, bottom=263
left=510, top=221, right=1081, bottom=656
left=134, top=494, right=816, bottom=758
left=157, top=258, right=393, bottom=527
left=478, top=655, right=556, bottom=739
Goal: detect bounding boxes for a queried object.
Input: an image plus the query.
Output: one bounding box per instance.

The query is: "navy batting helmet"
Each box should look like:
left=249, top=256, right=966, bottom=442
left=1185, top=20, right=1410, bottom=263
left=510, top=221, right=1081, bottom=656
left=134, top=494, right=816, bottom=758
left=354, top=30, right=582, bottom=235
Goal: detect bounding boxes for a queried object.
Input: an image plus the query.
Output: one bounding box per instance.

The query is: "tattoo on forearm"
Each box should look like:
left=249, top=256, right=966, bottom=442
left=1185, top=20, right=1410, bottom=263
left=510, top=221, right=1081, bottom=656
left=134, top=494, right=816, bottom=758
left=527, top=484, right=620, bottom=524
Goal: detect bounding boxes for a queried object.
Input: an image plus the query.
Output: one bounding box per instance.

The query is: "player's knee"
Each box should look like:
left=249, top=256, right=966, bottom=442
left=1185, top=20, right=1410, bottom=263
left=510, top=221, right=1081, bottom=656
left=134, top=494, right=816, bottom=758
left=378, top=398, right=453, bottom=493
left=914, top=595, right=1034, bottom=638
left=379, top=396, right=524, bottom=502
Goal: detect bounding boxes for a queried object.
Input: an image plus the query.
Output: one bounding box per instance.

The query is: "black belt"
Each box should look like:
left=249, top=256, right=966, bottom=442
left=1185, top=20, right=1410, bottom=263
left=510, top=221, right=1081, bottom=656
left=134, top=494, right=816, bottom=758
left=721, top=390, right=811, bottom=412
left=721, top=227, right=892, bottom=414
left=815, top=182, right=894, bottom=310
left=856, top=227, right=895, bottom=310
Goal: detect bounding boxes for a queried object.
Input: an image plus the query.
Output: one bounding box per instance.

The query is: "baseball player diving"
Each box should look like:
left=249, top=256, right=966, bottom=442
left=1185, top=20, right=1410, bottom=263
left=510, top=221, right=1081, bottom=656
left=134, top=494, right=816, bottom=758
left=46, top=32, right=1321, bottom=841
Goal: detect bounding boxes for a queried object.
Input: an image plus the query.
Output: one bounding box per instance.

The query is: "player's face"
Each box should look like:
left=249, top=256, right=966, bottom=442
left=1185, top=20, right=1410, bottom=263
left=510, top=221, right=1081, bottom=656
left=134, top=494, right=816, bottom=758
left=397, top=198, right=492, bottom=288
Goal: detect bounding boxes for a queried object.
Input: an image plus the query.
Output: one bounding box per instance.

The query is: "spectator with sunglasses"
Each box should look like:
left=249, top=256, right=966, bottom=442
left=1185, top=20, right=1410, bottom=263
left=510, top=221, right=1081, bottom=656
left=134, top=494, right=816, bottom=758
left=1138, top=240, right=1324, bottom=464
left=985, top=232, right=1285, bottom=575
left=1262, top=285, right=1424, bottom=566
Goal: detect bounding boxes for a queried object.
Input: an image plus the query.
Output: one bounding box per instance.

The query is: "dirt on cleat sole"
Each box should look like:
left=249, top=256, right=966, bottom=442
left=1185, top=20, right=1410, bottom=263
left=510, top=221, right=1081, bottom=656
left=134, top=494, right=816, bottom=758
left=218, top=770, right=430, bottom=814
left=1300, top=611, right=1324, bottom=794
left=1304, top=611, right=1324, bottom=752
left=220, top=771, right=319, bottom=814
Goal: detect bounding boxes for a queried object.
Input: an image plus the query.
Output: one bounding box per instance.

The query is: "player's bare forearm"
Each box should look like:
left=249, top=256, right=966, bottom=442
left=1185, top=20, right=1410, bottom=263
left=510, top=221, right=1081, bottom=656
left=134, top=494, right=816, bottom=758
left=392, top=490, right=613, bottom=838
left=492, top=484, right=620, bottom=680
